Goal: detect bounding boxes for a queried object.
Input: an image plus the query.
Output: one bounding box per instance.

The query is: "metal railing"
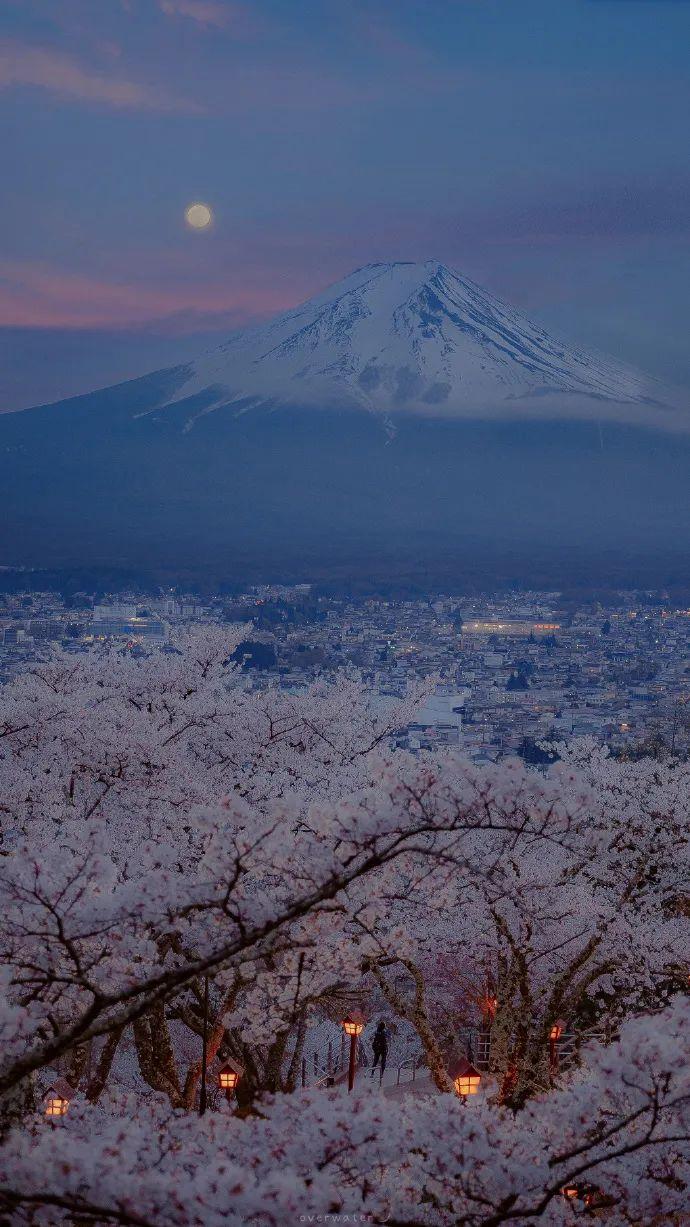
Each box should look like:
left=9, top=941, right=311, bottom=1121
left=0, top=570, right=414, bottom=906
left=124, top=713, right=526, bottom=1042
left=299, top=1042, right=425, bottom=1090
left=469, top=1026, right=612, bottom=1074
left=301, top=1037, right=365, bottom=1088
left=394, top=1054, right=427, bottom=1086
left=299, top=1022, right=615, bottom=1091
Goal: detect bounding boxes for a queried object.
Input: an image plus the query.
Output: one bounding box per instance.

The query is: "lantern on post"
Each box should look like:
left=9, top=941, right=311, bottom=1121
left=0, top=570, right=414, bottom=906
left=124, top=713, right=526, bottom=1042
left=549, top=1018, right=566, bottom=1077
left=217, top=1062, right=242, bottom=1103
left=341, top=1011, right=365, bottom=1093
left=449, top=1057, right=481, bottom=1098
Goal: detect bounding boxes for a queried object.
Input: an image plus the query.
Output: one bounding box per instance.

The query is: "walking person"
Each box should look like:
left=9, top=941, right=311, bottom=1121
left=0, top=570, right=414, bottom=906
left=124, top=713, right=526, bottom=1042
left=370, top=1020, right=388, bottom=1084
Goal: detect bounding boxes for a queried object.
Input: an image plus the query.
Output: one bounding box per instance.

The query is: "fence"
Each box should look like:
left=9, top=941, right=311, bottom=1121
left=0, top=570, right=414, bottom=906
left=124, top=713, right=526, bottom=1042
left=300, top=1039, right=425, bottom=1089
left=470, top=1026, right=611, bottom=1073
left=300, top=1024, right=612, bottom=1090
left=300, top=1035, right=365, bottom=1088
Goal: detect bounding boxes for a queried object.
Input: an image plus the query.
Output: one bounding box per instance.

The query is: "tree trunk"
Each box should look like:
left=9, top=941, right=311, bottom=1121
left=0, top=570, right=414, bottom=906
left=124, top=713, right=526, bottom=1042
left=0, top=1077, right=35, bottom=1140
left=66, top=1040, right=91, bottom=1090
left=182, top=980, right=242, bottom=1109
left=133, top=1008, right=183, bottom=1107
left=86, top=1027, right=124, bottom=1103
left=284, top=1011, right=309, bottom=1092
left=369, top=958, right=454, bottom=1093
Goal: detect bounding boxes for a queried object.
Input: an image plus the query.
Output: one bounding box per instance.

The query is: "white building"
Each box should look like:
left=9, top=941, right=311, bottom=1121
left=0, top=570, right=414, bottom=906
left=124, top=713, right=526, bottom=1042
left=408, top=689, right=470, bottom=745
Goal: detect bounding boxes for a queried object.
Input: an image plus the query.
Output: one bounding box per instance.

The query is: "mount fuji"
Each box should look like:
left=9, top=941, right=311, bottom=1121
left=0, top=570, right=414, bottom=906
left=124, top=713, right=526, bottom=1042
left=1, top=260, right=688, bottom=587
left=157, top=260, right=666, bottom=425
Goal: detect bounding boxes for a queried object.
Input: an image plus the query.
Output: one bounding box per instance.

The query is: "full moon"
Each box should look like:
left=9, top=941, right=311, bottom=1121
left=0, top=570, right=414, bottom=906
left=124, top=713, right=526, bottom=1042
left=185, top=202, right=213, bottom=230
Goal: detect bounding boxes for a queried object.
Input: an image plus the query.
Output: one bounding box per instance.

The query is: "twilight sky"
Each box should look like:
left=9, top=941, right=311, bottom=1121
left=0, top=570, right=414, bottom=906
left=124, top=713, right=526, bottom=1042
left=2, top=0, right=690, bottom=410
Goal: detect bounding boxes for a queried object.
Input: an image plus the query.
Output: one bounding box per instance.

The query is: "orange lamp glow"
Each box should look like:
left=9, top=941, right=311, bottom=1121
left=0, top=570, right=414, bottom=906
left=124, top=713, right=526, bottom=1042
left=341, top=1013, right=365, bottom=1037
left=45, top=1094, right=69, bottom=1117
left=449, top=1057, right=481, bottom=1097
left=483, top=994, right=497, bottom=1019
left=562, top=1186, right=578, bottom=1200
left=217, top=1064, right=240, bottom=1092
left=455, top=1069, right=481, bottom=1096
left=550, top=1020, right=565, bottom=1041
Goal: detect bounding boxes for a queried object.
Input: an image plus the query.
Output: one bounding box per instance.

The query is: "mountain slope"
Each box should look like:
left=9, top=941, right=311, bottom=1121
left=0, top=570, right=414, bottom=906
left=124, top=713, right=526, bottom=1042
left=0, top=260, right=688, bottom=586
left=162, top=261, right=670, bottom=427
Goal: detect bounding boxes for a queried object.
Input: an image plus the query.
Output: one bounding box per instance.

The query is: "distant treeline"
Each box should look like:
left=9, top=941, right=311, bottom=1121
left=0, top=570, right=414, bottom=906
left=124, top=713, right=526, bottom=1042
left=1, top=562, right=690, bottom=605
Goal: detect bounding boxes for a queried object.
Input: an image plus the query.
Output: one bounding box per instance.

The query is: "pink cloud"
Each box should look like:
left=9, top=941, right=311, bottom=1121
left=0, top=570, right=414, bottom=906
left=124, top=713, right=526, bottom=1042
left=0, top=39, right=202, bottom=111
left=0, top=259, right=295, bottom=331
left=157, top=0, right=251, bottom=30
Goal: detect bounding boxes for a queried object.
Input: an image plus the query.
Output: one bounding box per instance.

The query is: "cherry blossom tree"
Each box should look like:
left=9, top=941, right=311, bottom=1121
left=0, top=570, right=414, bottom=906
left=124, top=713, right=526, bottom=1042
left=0, top=633, right=688, bottom=1224
left=0, top=625, right=429, bottom=849
left=366, top=747, right=689, bottom=1106
left=0, top=743, right=587, bottom=1114
left=0, top=1000, right=688, bottom=1226
left=0, top=629, right=431, bottom=1106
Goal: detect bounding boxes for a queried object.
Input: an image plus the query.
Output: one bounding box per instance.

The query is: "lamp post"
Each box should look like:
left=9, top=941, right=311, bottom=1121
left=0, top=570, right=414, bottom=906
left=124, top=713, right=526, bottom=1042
left=449, top=1057, right=481, bottom=1099
left=217, top=1063, right=242, bottom=1104
left=341, top=1012, right=365, bottom=1093
left=549, top=1018, right=566, bottom=1078
left=199, top=973, right=209, bottom=1117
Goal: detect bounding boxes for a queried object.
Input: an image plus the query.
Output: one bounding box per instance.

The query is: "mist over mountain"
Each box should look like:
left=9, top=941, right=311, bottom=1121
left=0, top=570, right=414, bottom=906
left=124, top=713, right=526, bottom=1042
left=1, top=261, right=688, bottom=588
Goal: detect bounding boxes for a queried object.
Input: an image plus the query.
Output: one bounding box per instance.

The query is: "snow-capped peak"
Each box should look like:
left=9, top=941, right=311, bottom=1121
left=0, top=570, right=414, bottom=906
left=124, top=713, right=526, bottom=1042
left=169, top=260, right=671, bottom=423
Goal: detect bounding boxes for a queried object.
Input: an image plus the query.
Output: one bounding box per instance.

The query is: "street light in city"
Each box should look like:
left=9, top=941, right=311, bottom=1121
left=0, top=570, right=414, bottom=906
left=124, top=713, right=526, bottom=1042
left=341, top=1012, right=365, bottom=1093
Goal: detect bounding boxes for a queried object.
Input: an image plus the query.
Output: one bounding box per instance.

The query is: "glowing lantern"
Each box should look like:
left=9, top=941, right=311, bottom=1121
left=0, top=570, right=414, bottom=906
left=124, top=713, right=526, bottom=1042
left=562, top=1186, right=578, bottom=1200
left=45, top=1091, right=69, bottom=1117
left=549, top=1018, right=567, bottom=1078
left=341, top=1011, right=365, bottom=1092
left=217, top=1063, right=241, bottom=1095
left=449, top=1057, right=481, bottom=1097
left=341, top=1014, right=365, bottom=1037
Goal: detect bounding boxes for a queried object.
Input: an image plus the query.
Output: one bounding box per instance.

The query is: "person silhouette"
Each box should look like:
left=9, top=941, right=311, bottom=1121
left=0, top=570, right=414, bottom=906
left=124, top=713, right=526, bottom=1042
left=370, top=1021, right=388, bottom=1082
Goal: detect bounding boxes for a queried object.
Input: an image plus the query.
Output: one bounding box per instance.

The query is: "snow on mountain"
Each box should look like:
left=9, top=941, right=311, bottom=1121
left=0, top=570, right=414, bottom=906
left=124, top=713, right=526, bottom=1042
left=1, top=260, right=688, bottom=580
left=167, top=260, right=669, bottom=425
